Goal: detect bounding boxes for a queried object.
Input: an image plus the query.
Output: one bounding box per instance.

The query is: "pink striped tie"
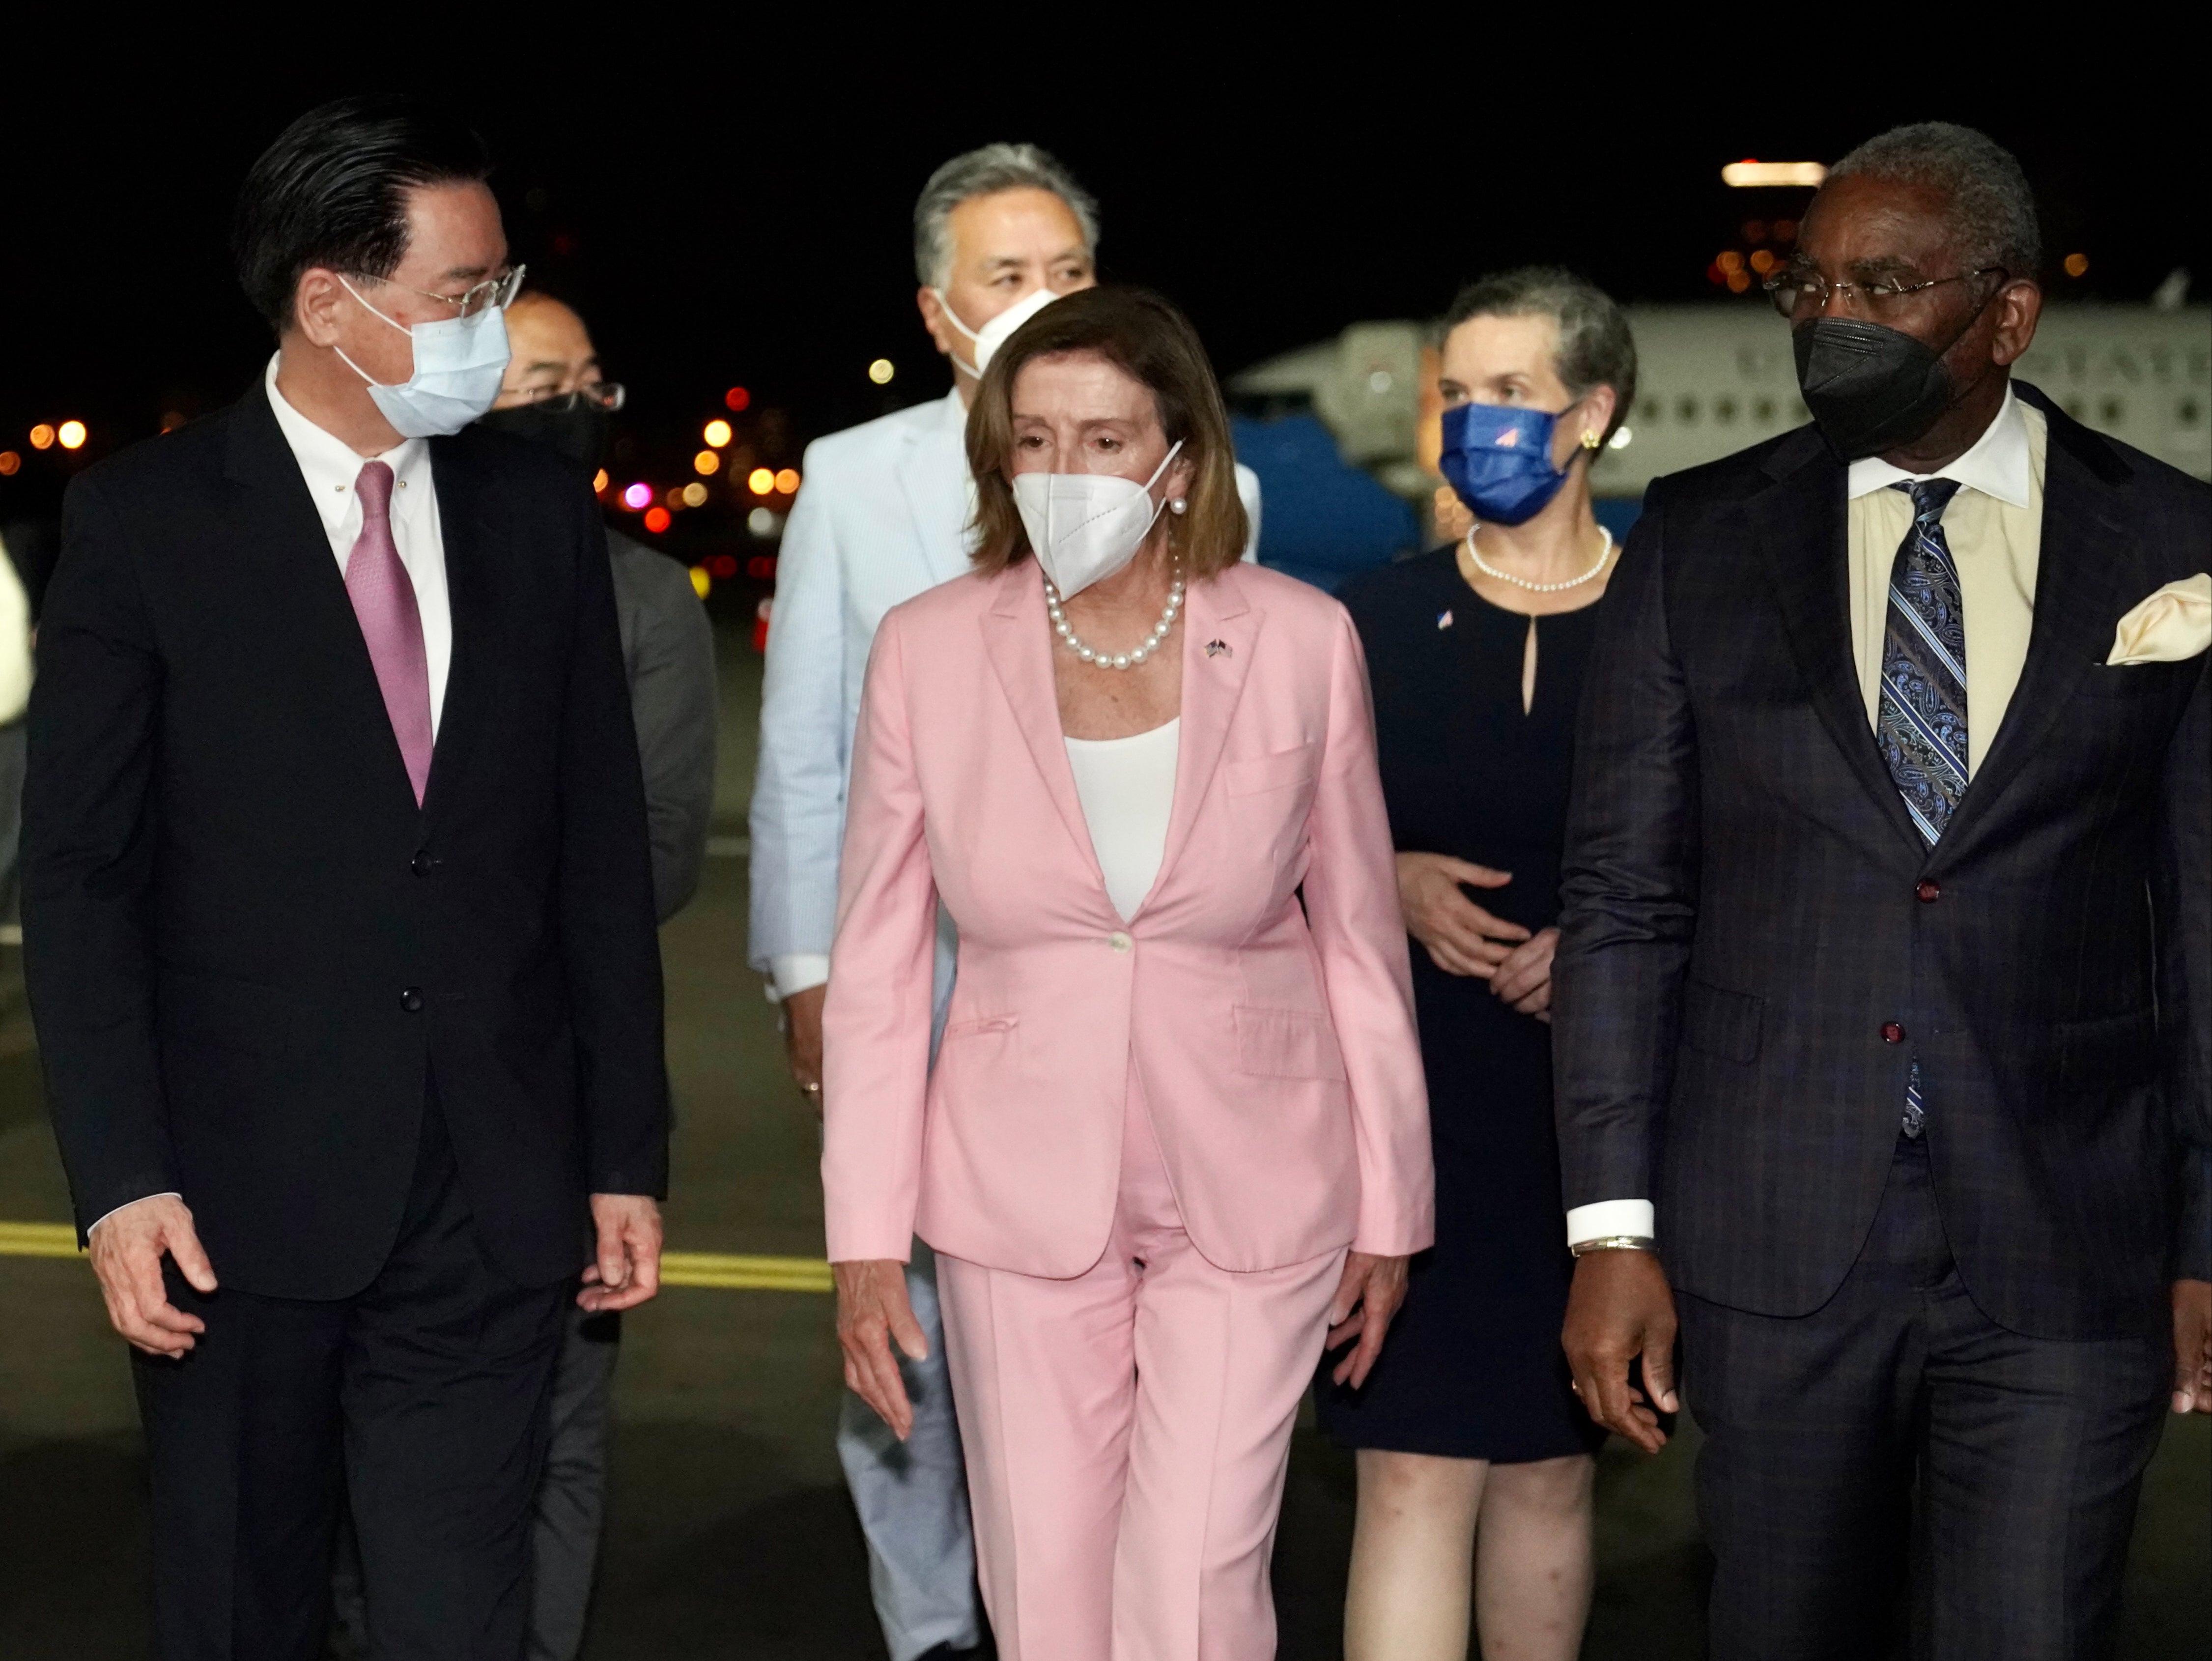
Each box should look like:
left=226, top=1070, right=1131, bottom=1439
left=345, top=461, right=433, bottom=804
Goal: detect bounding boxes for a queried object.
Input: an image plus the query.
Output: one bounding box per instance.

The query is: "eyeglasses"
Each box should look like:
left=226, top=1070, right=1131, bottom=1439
left=1763, top=264, right=2006, bottom=321
left=513, top=382, right=626, bottom=412
left=351, top=263, right=527, bottom=318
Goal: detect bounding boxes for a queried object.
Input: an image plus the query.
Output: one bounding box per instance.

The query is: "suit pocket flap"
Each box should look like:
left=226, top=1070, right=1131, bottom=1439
left=1233, top=1005, right=1348, bottom=1081
left=1224, top=745, right=1318, bottom=798
left=1682, top=979, right=1763, bottom=1065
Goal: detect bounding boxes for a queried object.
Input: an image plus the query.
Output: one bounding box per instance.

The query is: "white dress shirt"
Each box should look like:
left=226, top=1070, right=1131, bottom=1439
left=86, top=362, right=459, bottom=1236
left=1064, top=720, right=1181, bottom=921
left=264, top=354, right=454, bottom=738
left=1565, top=388, right=2048, bottom=1250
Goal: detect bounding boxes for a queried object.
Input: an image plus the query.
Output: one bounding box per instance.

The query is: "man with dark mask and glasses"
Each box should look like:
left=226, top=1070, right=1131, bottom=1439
left=24, top=97, right=670, bottom=1660
left=1552, top=122, right=2210, bottom=1656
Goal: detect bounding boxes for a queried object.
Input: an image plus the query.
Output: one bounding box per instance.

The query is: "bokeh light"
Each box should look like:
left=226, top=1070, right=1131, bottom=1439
left=592, top=469, right=610, bottom=494
left=664, top=486, right=689, bottom=509
left=160, top=411, right=186, bottom=433
left=746, top=466, right=775, bottom=494
left=774, top=467, right=800, bottom=494
left=681, top=482, right=709, bottom=507
left=723, top=387, right=752, bottom=413
left=2064, top=252, right=2090, bottom=277
left=643, top=506, right=672, bottom=533
left=868, top=359, right=895, bottom=385
left=622, top=482, right=653, bottom=510
left=689, top=566, right=711, bottom=599
left=0, top=451, right=20, bottom=476
left=703, top=419, right=733, bottom=448
left=28, top=424, right=56, bottom=451
left=747, top=508, right=781, bottom=538
left=57, top=421, right=87, bottom=450
left=694, top=450, right=721, bottom=476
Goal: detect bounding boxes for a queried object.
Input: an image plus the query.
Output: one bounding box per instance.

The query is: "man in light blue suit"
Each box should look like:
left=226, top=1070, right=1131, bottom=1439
left=750, top=143, right=1261, bottom=1661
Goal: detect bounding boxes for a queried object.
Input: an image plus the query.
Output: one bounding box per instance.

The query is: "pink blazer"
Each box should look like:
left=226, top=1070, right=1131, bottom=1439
left=822, top=559, right=1433, bottom=1278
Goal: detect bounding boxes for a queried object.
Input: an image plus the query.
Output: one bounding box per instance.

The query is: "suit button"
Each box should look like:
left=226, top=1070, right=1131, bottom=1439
left=1107, top=932, right=1133, bottom=953
left=1915, top=880, right=1941, bottom=903
left=411, top=850, right=435, bottom=877
left=400, top=987, right=424, bottom=1013
left=1880, top=1022, right=1905, bottom=1044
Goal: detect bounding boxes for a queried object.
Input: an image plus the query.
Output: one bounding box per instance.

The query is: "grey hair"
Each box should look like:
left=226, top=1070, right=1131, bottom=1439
left=1443, top=267, right=1638, bottom=447
left=912, top=143, right=1100, bottom=289
left=1825, top=121, right=2041, bottom=278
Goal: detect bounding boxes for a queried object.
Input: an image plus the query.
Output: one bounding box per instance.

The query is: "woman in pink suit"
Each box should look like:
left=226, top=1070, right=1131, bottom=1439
left=822, top=286, right=1433, bottom=1661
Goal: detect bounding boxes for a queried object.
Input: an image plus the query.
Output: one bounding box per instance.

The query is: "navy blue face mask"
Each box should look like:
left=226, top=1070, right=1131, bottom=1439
left=1438, top=400, right=1584, bottom=526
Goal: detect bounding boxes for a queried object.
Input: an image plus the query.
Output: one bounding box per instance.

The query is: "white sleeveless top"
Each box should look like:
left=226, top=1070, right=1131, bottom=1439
left=1064, top=719, right=1181, bottom=922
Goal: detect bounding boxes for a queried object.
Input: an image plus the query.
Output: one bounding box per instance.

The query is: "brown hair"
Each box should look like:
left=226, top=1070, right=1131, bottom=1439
left=966, top=286, right=1248, bottom=578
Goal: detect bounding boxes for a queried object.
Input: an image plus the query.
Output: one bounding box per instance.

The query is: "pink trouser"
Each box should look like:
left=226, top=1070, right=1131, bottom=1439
left=936, top=1076, right=1347, bottom=1661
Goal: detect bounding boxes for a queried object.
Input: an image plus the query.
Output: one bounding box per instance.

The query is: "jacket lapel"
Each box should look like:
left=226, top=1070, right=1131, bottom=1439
left=896, top=393, right=973, bottom=586
left=979, top=564, right=1103, bottom=880
left=1145, top=568, right=1260, bottom=908
left=1749, top=434, right=1927, bottom=855
left=222, top=387, right=425, bottom=819
left=1933, top=395, right=2134, bottom=862
left=420, top=437, right=506, bottom=821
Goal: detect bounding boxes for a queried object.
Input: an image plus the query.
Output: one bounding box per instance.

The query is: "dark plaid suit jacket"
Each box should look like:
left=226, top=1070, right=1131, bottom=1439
left=1553, top=382, right=2211, bottom=1341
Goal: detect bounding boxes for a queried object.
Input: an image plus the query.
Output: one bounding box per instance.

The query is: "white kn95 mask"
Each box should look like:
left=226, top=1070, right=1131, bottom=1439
left=1014, top=440, right=1184, bottom=600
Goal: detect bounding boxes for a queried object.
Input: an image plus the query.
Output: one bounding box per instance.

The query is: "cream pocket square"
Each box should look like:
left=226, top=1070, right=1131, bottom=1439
left=2107, top=573, right=2211, bottom=665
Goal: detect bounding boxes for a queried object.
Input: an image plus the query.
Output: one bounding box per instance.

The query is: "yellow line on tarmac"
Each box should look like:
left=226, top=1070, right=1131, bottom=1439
left=0, top=1221, right=833, bottom=1293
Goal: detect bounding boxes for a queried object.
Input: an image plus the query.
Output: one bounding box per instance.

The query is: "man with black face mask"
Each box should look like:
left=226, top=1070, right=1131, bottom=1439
left=1552, top=122, right=2210, bottom=1657
left=475, top=291, right=714, bottom=1661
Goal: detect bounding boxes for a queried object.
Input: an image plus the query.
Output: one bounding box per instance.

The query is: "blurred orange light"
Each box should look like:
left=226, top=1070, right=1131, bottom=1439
left=665, top=486, right=689, bottom=509
left=1721, top=160, right=1826, bottom=188
left=694, top=449, right=722, bottom=476
left=57, top=420, right=87, bottom=450
left=592, top=468, right=610, bottom=494
left=703, top=419, right=734, bottom=448
left=1726, top=270, right=1752, bottom=294
left=28, top=424, right=56, bottom=451
left=746, top=466, right=776, bottom=494
left=0, top=451, right=19, bottom=476
left=1749, top=249, right=1777, bottom=274
left=160, top=411, right=186, bottom=433
left=724, top=386, right=752, bottom=413
left=2063, top=252, right=2089, bottom=277
left=681, top=482, right=709, bottom=508
left=689, top=565, right=712, bottom=599
left=643, top=506, right=672, bottom=533
left=774, top=468, right=800, bottom=494
left=1717, top=250, right=1744, bottom=274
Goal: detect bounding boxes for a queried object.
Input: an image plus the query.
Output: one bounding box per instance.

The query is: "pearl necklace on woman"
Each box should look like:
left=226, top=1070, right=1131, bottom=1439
left=1464, top=524, right=1615, bottom=593
left=1045, top=563, right=1185, bottom=670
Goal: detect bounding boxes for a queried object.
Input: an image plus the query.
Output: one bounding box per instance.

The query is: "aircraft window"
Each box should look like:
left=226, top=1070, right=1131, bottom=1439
left=1715, top=398, right=1738, bottom=424
left=2101, top=398, right=2125, bottom=424
left=2179, top=399, right=2202, bottom=426
left=1676, top=397, right=1700, bottom=424
left=1755, top=398, right=1777, bottom=423
left=2065, top=347, right=2087, bottom=379
left=1639, top=398, right=1662, bottom=424
left=2065, top=399, right=2087, bottom=421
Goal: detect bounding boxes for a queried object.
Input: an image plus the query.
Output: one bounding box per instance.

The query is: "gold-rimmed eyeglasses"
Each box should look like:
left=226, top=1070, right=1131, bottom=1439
left=352, top=263, right=527, bottom=319
left=1763, top=264, right=2006, bottom=321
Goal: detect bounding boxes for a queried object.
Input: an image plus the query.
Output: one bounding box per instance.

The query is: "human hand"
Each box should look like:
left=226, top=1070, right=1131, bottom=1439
left=1395, top=853, right=1531, bottom=979
left=86, top=1195, right=217, bottom=1357
left=836, top=1259, right=927, bottom=1439
left=1324, top=1252, right=1410, bottom=1389
left=2174, top=1279, right=2212, bottom=1413
left=1490, top=926, right=1559, bottom=1020
left=580, top=1194, right=664, bottom=1312
left=1562, top=1247, right=1679, bottom=1453
left=782, top=983, right=827, bottom=1115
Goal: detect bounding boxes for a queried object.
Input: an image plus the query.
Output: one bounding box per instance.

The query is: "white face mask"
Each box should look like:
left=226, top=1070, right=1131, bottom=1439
left=934, top=285, right=1061, bottom=380
left=336, top=276, right=513, bottom=438
left=1013, top=439, right=1184, bottom=600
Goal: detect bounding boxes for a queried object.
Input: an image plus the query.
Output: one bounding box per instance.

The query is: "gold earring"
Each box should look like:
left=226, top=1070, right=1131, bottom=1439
left=1581, top=429, right=1601, bottom=450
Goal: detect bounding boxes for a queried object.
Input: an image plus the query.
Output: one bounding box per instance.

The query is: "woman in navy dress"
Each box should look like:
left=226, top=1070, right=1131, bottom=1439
left=1317, top=269, right=1639, bottom=1661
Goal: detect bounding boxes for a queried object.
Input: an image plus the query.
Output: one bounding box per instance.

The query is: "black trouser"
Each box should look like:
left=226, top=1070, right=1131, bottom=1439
left=1678, top=1136, right=2171, bottom=1661
left=133, top=1098, right=570, bottom=1661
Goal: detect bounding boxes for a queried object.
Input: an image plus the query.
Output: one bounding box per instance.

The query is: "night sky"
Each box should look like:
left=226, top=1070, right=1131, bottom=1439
left=5, top=55, right=2203, bottom=526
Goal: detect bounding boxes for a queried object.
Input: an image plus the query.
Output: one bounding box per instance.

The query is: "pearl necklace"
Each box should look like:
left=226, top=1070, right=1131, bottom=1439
left=1464, top=525, right=1614, bottom=593
left=1045, top=566, right=1185, bottom=670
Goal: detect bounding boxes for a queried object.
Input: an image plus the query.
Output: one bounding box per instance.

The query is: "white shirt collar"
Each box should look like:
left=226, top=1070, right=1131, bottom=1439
left=1846, top=381, right=2031, bottom=507
left=263, top=354, right=430, bottom=538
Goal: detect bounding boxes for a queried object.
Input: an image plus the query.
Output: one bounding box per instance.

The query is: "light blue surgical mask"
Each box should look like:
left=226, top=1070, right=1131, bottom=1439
left=337, top=276, right=513, bottom=438
left=1438, top=399, right=1586, bottom=526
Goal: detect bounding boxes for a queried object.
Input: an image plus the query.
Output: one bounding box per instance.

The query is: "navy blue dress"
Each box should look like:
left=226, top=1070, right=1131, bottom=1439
left=1315, top=547, right=1606, bottom=1462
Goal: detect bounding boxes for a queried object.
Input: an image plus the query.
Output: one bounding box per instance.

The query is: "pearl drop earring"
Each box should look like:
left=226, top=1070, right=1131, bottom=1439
left=1169, top=497, right=1188, bottom=515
